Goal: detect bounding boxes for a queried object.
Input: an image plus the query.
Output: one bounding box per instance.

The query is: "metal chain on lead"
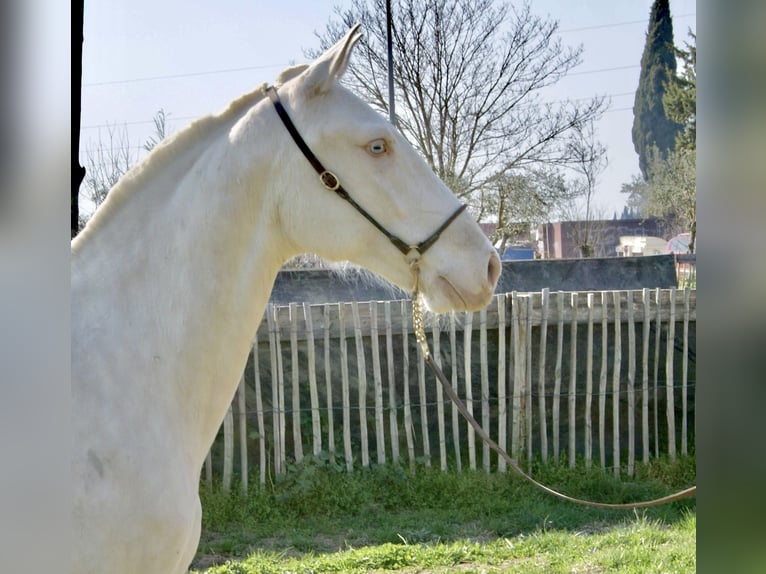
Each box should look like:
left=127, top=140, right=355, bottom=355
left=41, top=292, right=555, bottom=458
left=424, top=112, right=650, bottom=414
left=408, top=253, right=430, bottom=360
left=412, top=292, right=429, bottom=359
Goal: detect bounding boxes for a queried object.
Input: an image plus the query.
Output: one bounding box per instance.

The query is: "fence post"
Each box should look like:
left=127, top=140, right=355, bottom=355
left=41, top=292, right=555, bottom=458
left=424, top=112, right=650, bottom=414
left=323, top=304, right=336, bottom=463
left=449, top=311, right=461, bottom=472
left=401, top=300, right=415, bottom=472
left=497, top=295, right=508, bottom=472
left=511, top=293, right=522, bottom=460
left=666, top=288, right=677, bottom=462
left=682, top=288, right=690, bottom=456
left=205, top=451, right=213, bottom=490
left=222, top=404, right=233, bottom=493
left=627, top=290, right=636, bottom=477
left=585, top=293, right=594, bottom=469
left=384, top=302, right=399, bottom=463
left=524, top=296, right=533, bottom=470
left=303, top=303, right=322, bottom=457
left=612, top=291, right=622, bottom=478
left=464, top=311, right=476, bottom=469
left=653, top=288, right=662, bottom=459
left=371, top=302, right=386, bottom=465
left=289, top=303, right=303, bottom=464
left=553, top=292, right=564, bottom=464
left=416, top=317, right=431, bottom=468
left=339, top=303, right=353, bottom=472
left=237, top=374, right=248, bottom=495
left=538, top=289, right=549, bottom=464
left=252, top=330, right=266, bottom=486
left=433, top=317, right=447, bottom=471
left=568, top=292, right=578, bottom=469
left=267, top=306, right=284, bottom=476
left=642, top=288, right=651, bottom=465
left=599, top=291, right=608, bottom=469
left=351, top=302, right=369, bottom=468
left=480, top=307, right=490, bottom=473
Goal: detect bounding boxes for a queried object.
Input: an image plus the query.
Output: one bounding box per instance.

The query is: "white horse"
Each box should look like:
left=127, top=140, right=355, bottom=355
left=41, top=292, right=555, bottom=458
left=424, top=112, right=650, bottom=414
left=72, top=25, right=501, bottom=574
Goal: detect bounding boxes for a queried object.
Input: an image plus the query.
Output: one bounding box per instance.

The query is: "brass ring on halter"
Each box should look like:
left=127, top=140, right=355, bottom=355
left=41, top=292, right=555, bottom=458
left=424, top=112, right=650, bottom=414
left=405, top=247, right=421, bottom=266
left=319, top=171, right=340, bottom=191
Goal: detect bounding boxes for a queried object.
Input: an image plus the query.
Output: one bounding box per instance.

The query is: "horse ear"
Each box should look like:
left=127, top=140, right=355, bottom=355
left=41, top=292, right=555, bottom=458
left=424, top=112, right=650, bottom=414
left=299, top=23, right=362, bottom=97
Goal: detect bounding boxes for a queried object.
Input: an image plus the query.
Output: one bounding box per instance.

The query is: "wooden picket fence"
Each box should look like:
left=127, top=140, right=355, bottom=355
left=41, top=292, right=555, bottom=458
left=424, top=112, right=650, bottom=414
left=205, top=288, right=696, bottom=493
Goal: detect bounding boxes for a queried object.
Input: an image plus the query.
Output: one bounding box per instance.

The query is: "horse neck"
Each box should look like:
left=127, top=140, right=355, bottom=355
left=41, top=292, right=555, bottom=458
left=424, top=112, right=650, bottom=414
left=72, top=103, right=295, bottom=468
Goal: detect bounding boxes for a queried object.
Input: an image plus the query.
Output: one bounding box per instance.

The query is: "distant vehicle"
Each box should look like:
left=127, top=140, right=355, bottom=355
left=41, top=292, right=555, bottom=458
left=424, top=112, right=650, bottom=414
left=616, top=235, right=667, bottom=256
left=501, top=246, right=536, bottom=260
left=667, top=232, right=693, bottom=254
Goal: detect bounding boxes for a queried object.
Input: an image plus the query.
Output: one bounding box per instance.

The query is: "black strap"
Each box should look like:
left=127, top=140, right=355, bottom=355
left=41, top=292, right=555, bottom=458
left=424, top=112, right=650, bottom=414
left=266, top=86, right=465, bottom=258
left=267, top=86, right=327, bottom=177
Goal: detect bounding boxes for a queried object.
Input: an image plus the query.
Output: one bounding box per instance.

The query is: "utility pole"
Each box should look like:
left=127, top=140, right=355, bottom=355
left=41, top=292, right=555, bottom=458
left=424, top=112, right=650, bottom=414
left=385, top=0, right=396, bottom=126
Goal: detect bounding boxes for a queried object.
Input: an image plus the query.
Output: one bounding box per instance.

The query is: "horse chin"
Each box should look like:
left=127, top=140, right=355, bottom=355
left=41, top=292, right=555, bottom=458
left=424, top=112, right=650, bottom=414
left=423, top=275, right=493, bottom=314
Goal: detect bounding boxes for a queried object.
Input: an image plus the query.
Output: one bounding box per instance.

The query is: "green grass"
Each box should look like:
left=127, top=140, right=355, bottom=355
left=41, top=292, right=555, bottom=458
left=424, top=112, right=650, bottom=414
left=192, top=455, right=696, bottom=573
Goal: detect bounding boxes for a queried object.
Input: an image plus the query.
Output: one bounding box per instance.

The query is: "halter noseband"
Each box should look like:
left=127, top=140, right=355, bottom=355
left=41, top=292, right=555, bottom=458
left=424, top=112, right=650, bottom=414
left=266, top=86, right=466, bottom=265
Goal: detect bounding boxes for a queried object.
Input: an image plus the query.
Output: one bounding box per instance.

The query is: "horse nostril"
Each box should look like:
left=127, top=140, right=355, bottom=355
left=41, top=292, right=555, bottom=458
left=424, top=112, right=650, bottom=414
left=487, top=251, right=501, bottom=289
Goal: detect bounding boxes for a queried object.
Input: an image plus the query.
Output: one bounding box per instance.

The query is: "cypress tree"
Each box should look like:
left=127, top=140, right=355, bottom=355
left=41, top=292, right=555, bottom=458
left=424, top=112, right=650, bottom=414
left=631, top=0, right=682, bottom=180
left=663, top=31, right=696, bottom=151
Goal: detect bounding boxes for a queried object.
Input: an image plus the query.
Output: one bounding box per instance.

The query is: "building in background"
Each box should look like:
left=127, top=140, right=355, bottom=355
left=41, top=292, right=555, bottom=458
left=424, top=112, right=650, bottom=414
left=537, top=218, right=673, bottom=259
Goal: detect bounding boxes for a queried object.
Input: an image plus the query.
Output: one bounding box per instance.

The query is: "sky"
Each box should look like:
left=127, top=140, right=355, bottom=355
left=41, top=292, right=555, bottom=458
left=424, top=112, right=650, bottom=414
left=78, top=0, right=696, bottom=220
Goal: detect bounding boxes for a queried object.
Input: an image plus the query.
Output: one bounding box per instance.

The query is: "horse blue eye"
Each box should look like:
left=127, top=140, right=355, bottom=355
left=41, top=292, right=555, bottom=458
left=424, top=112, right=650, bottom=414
left=368, top=140, right=387, bottom=155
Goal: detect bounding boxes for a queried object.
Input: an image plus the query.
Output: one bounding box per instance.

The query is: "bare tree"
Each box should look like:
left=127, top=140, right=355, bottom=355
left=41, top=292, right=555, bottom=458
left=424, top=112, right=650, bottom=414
left=143, top=108, right=171, bottom=153
left=559, top=122, right=607, bottom=256
left=557, top=200, right=611, bottom=258
left=313, top=0, right=607, bottom=209
left=484, top=167, right=577, bottom=253
left=80, top=109, right=172, bottom=226
left=82, top=124, right=136, bottom=212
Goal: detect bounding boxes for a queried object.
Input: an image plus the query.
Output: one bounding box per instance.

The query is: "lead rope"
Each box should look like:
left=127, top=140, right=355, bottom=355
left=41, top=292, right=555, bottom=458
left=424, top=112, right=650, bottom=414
left=408, top=263, right=696, bottom=510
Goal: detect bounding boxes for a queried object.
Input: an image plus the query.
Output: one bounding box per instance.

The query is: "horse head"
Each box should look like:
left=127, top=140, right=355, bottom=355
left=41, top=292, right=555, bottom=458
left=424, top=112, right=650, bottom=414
left=267, top=25, right=501, bottom=313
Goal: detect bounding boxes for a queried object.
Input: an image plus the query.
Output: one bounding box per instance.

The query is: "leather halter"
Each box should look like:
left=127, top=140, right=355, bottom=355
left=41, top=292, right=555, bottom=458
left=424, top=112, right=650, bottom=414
left=266, top=86, right=466, bottom=263
left=266, top=86, right=696, bottom=510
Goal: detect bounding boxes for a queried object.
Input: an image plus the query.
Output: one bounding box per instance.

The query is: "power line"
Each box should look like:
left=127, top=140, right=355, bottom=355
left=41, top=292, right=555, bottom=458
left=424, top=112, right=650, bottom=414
left=83, top=61, right=645, bottom=93
left=82, top=14, right=695, bottom=88
left=558, top=12, right=695, bottom=34
left=568, top=64, right=638, bottom=77
left=83, top=63, right=286, bottom=87
left=80, top=91, right=637, bottom=135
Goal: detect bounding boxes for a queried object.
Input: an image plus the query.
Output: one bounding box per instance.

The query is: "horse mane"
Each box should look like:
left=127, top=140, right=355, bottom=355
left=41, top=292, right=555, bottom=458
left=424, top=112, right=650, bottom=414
left=74, top=81, right=275, bottom=250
